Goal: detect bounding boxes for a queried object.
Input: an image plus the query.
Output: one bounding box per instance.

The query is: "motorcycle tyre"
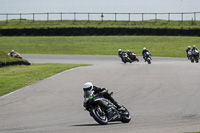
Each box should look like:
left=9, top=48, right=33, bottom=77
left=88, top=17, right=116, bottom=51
left=147, top=60, right=151, bottom=64
left=195, top=58, right=199, bottom=63
left=121, top=110, right=131, bottom=123
left=90, top=107, right=108, bottom=125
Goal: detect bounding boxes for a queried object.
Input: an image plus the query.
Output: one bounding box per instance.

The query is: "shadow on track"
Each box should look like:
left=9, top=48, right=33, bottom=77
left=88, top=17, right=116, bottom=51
left=72, top=122, right=121, bottom=127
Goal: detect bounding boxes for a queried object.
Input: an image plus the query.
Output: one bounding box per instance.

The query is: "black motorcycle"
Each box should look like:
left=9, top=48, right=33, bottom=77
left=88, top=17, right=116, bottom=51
left=83, top=90, right=131, bottom=125
left=188, top=49, right=199, bottom=63
left=121, top=52, right=132, bottom=63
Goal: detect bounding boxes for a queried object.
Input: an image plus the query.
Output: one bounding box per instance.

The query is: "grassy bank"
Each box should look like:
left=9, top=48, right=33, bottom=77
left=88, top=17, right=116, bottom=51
left=0, top=50, right=26, bottom=62
left=0, top=20, right=200, bottom=29
left=1, top=36, right=200, bottom=57
left=0, top=63, right=88, bottom=96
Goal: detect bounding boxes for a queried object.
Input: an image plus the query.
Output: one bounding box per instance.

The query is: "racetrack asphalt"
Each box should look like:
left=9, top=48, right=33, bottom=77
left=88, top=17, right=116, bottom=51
left=0, top=54, right=200, bottom=133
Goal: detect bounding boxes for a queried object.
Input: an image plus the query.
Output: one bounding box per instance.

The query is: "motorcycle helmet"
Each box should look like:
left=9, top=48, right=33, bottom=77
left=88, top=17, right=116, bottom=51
left=118, top=49, right=122, bottom=52
left=143, top=47, right=146, bottom=50
left=127, top=50, right=130, bottom=52
left=83, top=82, right=93, bottom=91
left=193, top=45, right=196, bottom=48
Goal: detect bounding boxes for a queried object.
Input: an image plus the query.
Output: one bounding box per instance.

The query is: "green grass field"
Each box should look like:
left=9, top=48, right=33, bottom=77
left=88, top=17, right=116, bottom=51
left=0, top=20, right=200, bottom=29
left=0, top=63, right=88, bottom=96
left=0, top=36, right=200, bottom=57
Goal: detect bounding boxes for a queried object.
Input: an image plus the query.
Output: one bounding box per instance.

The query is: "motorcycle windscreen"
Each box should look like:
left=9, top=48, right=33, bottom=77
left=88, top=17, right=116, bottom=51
left=84, top=90, right=93, bottom=98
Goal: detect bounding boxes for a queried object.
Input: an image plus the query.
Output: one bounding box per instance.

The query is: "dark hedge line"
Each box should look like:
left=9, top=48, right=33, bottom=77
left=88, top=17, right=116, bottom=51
left=0, top=27, right=200, bottom=36
left=0, top=61, right=31, bottom=68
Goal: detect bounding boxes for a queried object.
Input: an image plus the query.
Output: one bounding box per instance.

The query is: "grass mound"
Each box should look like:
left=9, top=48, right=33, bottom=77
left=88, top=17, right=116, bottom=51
left=0, top=50, right=30, bottom=67
left=0, top=20, right=200, bottom=29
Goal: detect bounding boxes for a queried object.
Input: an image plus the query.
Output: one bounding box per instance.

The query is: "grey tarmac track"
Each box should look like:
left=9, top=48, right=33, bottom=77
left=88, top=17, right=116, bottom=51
left=1, top=54, right=200, bottom=133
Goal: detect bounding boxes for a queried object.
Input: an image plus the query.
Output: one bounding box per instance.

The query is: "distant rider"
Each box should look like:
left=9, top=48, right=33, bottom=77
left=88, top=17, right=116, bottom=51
left=118, top=49, right=126, bottom=60
left=83, top=82, right=125, bottom=111
left=192, top=45, right=199, bottom=58
left=127, top=50, right=132, bottom=57
left=142, top=47, right=151, bottom=61
left=10, top=50, right=15, bottom=57
left=186, top=46, right=191, bottom=59
left=118, top=49, right=124, bottom=58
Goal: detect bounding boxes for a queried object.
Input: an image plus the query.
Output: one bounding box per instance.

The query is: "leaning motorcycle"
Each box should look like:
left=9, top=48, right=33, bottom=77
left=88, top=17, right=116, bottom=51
left=121, top=52, right=132, bottom=63
left=188, top=49, right=199, bottom=63
left=144, top=52, right=151, bottom=64
left=7, top=52, right=22, bottom=59
left=83, top=90, right=131, bottom=125
left=129, top=52, right=139, bottom=62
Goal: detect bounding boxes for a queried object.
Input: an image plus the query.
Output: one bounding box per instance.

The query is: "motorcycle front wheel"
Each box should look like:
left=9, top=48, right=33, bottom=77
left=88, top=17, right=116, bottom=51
left=121, top=110, right=131, bottom=123
left=195, top=57, right=199, bottom=63
left=90, top=107, right=108, bottom=125
left=147, top=59, right=151, bottom=64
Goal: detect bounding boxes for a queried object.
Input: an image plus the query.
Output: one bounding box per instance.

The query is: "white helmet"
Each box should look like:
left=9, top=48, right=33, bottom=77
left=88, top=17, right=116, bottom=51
left=143, top=47, right=146, bottom=50
left=188, top=46, right=191, bottom=48
left=118, top=49, right=122, bottom=52
left=193, top=45, right=196, bottom=48
left=83, top=82, right=93, bottom=90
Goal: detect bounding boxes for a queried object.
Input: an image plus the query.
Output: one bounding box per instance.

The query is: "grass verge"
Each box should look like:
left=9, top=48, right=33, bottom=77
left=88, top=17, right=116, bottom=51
left=1, top=36, right=200, bottom=57
left=0, top=20, right=200, bottom=29
left=0, top=63, right=89, bottom=96
left=0, top=50, right=27, bottom=62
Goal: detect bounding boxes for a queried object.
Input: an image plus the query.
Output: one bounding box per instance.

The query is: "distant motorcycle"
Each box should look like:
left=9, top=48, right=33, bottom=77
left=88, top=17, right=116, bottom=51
left=129, top=52, right=139, bottom=62
left=144, top=52, right=151, bottom=64
left=188, top=49, right=199, bottom=63
left=7, top=52, right=22, bottom=59
left=83, top=90, right=131, bottom=125
left=122, top=52, right=132, bottom=63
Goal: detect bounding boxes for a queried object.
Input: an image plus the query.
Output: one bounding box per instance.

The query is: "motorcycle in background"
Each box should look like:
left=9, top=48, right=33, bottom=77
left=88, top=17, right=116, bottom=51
left=7, top=52, right=22, bottom=59
left=83, top=90, right=131, bottom=125
left=144, top=52, right=151, bottom=64
left=121, top=52, right=132, bottom=63
left=129, top=52, right=139, bottom=62
left=188, top=49, right=199, bottom=63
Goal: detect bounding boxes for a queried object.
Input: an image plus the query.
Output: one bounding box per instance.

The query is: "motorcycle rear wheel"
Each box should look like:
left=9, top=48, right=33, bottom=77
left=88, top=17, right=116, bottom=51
left=90, top=107, right=108, bottom=125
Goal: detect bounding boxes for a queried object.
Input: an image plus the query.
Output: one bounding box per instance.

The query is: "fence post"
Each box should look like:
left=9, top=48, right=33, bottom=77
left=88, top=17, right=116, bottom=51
left=20, top=13, right=22, bottom=23
left=47, top=13, right=49, bottom=22
left=155, top=13, right=157, bottom=22
left=194, top=12, right=196, bottom=21
left=88, top=13, right=90, bottom=21
left=129, top=13, right=130, bottom=21
left=33, top=13, right=35, bottom=22
left=115, top=13, right=117, bottom=21
left=181, top=13, right=183, bottom=21
left=142, top=13, right=144, bottom=21
left=74, top=12, right=76, bottom=21
left=6, top=14, right=8, bottom=23
left=168, top=13, right=170, bottom=22
left=101, top=13, right=104, bottom=21
left=60, top=13, right=62, bottom=21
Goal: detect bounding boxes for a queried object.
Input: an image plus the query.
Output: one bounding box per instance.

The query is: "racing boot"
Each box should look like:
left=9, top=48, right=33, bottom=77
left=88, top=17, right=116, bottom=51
left=112, top=101, right=126, bottom=112
left=104, top=92, right=126, bottom=112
